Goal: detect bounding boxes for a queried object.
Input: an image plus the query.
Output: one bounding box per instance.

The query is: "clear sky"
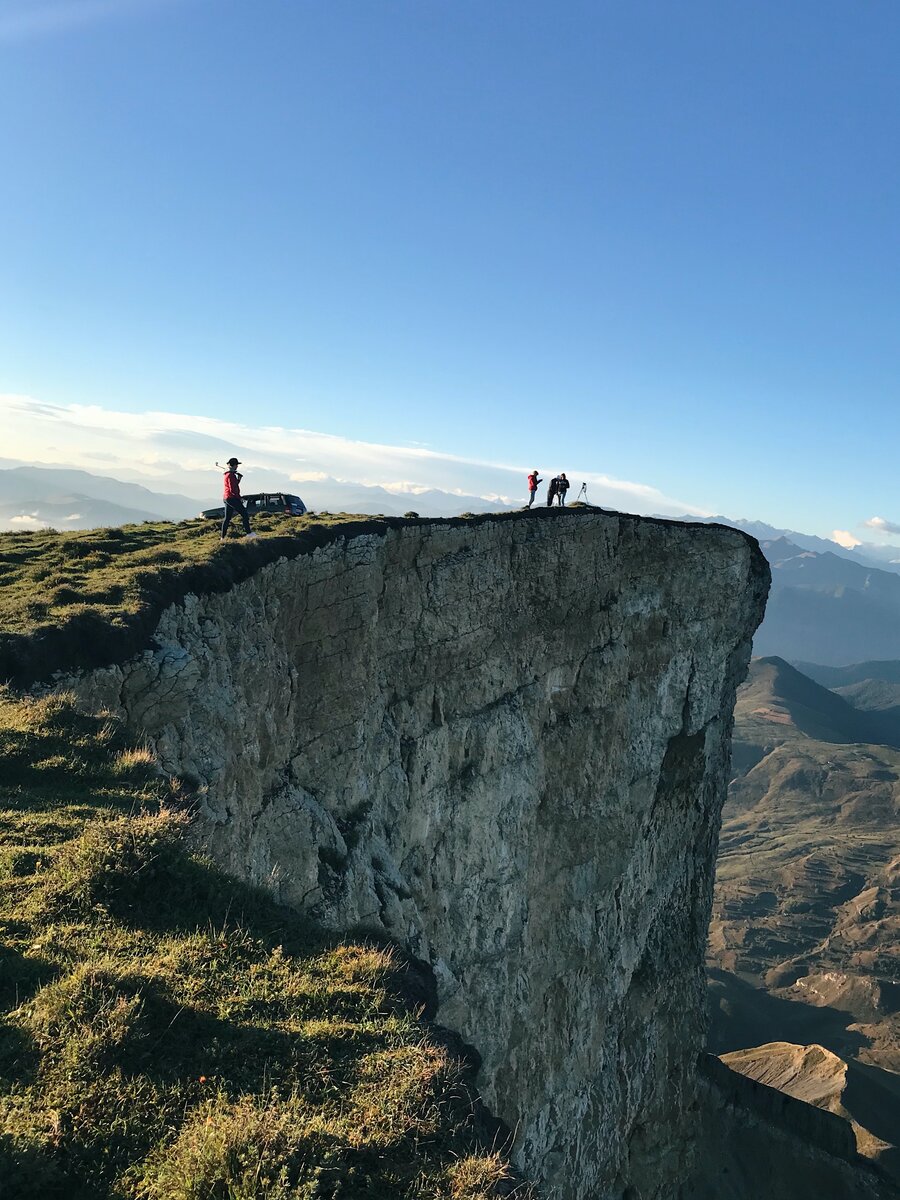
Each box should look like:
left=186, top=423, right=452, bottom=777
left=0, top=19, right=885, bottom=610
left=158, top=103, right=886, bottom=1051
left=2, top=1, right=899, bottom=537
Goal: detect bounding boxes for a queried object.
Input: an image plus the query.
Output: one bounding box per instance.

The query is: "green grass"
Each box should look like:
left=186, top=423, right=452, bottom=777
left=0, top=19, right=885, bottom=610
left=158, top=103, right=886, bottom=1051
left=0, top=691, right=528, bottom=1199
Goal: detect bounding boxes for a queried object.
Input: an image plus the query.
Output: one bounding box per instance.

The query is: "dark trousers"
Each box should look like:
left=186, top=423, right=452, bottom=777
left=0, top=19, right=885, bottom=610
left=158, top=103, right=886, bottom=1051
left=557, top=491, right=568, bottom=506
left=546, top=489, right=557, bottom=506
left=221, top=498, right=251, bottom=537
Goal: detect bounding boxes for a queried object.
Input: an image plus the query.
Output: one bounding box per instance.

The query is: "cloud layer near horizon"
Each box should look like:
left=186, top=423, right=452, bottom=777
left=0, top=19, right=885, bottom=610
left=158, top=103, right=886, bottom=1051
left=1, top=393, right=709, bottom=516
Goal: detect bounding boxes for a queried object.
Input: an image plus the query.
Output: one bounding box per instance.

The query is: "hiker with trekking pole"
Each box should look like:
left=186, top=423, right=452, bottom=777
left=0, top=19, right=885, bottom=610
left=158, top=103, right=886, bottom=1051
left=217, top=458, right=257, bottom=542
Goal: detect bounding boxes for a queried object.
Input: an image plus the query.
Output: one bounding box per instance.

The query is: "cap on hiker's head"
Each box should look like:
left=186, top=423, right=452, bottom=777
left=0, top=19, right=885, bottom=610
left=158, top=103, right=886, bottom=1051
left=227, top=457, right=241, bottom=466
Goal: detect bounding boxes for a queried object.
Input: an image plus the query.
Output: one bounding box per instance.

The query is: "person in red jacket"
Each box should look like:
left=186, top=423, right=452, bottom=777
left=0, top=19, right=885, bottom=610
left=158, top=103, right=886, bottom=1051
left=526, top=469, right=542, bottom=507
left=221, top=457, right=257, bottom=541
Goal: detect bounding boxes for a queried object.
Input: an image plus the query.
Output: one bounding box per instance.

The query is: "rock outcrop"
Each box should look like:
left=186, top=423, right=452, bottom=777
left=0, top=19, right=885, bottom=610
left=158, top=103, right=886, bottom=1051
left=68, top=509, right=768, bottom=1198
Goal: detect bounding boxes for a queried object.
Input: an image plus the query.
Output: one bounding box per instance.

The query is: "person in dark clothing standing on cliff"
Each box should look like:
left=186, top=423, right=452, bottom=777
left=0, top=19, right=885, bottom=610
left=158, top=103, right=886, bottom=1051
left=556, top=473, right=570, bottom=506
left=526, top=469, right=542, bottom=507
left=546, top=476, right=559, bottom=506
left=221, top=458, right=257, bottom=542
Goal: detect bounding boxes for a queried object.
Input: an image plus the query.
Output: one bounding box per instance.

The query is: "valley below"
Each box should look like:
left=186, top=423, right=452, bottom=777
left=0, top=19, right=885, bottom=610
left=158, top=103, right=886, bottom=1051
left=708, top=656, right=900, bottom=1185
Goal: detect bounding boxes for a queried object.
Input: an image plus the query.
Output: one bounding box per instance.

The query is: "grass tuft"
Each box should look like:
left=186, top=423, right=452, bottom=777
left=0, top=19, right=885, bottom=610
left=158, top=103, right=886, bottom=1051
left=349, top=1042, right=458, bottom=1148
left=38, top=810, right=190, bottom=919
left=127, top=1091, right=335, bottom=1200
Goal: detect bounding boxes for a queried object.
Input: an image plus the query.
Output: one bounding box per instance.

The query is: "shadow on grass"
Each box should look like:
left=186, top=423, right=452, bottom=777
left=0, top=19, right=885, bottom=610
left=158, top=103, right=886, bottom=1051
left=0, top=1131, right=82, bottom=1200
left=0, top=1019, right=40, bottom=1088
left=105, top=974, right=389, bottom=1093
left=0, top=943, right=57, bottom=1013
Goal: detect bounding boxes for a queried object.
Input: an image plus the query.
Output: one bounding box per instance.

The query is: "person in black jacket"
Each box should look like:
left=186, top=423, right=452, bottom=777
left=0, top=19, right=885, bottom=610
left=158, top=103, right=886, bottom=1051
left=556, top=473, right=570, bottom=506
left=546, top=476, right=558, bottom=506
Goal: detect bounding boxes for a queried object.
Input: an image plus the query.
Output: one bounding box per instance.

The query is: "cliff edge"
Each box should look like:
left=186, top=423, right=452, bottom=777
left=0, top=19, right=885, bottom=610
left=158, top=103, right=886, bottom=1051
left=66, top=508, right=769, bottom=1198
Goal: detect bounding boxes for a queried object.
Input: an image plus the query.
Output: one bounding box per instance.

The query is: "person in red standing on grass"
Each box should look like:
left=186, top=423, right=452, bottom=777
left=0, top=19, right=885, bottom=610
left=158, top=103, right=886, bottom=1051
left=220, top=458, right=257, bottom=542
left=526, top=469, right=542, bottom=507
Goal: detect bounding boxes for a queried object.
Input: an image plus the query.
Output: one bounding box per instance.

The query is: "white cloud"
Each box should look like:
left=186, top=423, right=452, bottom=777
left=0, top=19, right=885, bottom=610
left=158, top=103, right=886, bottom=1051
left=289, top=470, right=330, bottom=484
left=832, top=529, right=862, bottom=548
left=1, top=392, right=710, bottom=518
left=862, top=517, right=900, bottom=537
left=382, top=481, right=432, bottom=495
left=5, top=514, right=51, bottom=530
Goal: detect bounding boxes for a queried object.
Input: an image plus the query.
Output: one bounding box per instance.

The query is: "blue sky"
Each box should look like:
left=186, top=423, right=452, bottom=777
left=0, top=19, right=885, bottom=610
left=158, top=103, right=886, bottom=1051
left=1, top=1, right=899, bottom=536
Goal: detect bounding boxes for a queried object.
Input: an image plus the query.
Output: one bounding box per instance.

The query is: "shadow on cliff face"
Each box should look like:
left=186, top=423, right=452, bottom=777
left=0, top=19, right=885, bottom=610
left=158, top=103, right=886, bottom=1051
left=0, top=691, right=530, bottom=1200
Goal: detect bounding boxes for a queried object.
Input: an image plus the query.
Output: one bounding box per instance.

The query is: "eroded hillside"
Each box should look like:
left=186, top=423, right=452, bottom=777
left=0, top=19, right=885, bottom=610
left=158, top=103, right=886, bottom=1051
left=709, top=656, right=900, bottom=1186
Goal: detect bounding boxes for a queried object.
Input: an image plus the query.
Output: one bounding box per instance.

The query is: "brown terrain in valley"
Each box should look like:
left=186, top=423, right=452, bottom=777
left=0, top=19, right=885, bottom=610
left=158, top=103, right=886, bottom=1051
left=708, top=656, right=900, bottom=1186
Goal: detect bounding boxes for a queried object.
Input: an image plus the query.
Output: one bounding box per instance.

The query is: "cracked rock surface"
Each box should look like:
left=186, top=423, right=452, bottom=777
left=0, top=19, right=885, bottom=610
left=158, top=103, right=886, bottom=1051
left=69, top=510, right=769, bottom=1199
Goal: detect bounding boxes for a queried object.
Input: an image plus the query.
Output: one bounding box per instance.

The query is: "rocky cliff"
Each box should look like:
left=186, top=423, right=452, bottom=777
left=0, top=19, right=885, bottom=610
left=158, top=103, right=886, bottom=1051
left=68, top=509, right=769, bottom=1198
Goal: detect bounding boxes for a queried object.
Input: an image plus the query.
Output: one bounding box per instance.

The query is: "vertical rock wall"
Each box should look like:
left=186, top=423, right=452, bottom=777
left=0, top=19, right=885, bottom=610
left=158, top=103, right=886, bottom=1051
left=70, top=510, right=769, bottom=1198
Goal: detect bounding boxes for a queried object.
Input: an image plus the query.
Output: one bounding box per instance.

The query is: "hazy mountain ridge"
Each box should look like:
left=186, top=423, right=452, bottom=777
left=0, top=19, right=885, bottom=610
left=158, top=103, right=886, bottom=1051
left=0, top=464, right=520, bottom=530
left=748, top=538, right=900, bottom=666
left=701, top=516, right=900, bottom=576
left=0, top=466, right=200, bottom=528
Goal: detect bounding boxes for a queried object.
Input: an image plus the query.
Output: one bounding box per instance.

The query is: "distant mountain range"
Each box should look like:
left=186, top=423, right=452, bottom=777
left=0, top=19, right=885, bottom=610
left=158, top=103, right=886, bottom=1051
left=732, top=654, right=900, bottom=767
left=700, top=515, right=900, bottom=576
left=278, top=478, right=515, bottom=518
left=0, top=466, right=200, bottom=529
left=664, top=512, right=900, bottom=665
left=0, top=464, right=517, bottom=530
left=752, top=536, right=900, bottom=666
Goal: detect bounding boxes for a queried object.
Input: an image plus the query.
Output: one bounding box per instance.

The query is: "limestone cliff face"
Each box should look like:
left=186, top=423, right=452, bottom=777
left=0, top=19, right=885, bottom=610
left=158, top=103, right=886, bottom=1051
left=70, top=510, right=769, bottom=1198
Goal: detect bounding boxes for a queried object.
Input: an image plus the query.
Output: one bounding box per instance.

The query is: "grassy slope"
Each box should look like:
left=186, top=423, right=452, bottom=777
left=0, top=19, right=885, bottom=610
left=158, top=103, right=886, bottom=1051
left=0, top=518, right=530, bottom=1199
